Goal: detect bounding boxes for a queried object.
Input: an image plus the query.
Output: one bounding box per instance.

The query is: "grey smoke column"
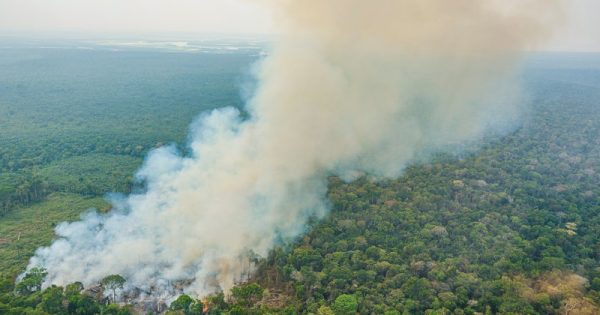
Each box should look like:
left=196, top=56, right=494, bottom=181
left=27, top=0, right=563, bottom=297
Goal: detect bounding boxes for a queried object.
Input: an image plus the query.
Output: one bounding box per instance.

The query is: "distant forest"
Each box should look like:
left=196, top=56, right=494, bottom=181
left=0, top=47, right=256, bottom=215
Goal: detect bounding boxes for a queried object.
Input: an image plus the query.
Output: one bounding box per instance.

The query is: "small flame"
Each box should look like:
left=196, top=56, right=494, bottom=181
left=203, top=298, right=209, bottom=314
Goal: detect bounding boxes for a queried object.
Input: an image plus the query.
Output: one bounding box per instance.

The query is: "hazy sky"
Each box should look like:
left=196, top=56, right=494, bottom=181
left=0, top=0, right=598, bottom=51
left=0, top=0, right=274, bottom=35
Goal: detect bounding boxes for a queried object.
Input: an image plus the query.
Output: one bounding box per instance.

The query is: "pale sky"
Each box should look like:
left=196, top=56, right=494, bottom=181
left=0, top=0, right=598, bottom=51
left=0, top=0, right=274, bottom=35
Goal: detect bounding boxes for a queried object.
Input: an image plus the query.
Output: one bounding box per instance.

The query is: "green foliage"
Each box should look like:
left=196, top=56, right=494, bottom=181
left=317, top=305, right=335, bottom=315
left=205, top=292, right=229, bottom=314
left=103, top=303, right=134, bottom=315
left=37, top=153, right=140, bottom=196
left=169, top=294, right=204, bottom=314
left=0, top=193, right=109, bottom=277
left=592, top=278, right=600, bottom=291
left=0, top=275, right=14, bottom=294
left=67, top=293, right=101, bottom=315
left=16, top=268, right=47, bottom=295
left=0, top=45, right=254, bottom=215
left=188, top=300, right=205, bottom=315
left=249, top=58, right=600, bottom=314
left=0, top=279, right=132, bottom=315
left=38, top=285, right=63, bottom=314
left=170, top=294, right=195, bottom=311
left=64, top=282, right=83, bottom=298
left=231, top=283, right=264, bottom=307
left=0, top=44, right=257, bottom=315
left=331, top=295, right=357, bottom=315
left=2, top=43, right=600, bottom=315
left=101, top=274, right=126, bottom=302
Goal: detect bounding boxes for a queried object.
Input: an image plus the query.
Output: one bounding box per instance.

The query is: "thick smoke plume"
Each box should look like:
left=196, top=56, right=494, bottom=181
left=27, top=0, right=562, bottom=298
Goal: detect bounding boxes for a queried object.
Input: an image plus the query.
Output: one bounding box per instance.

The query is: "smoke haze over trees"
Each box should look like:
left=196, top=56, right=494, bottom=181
left=26, top=0, right=565, bottom=298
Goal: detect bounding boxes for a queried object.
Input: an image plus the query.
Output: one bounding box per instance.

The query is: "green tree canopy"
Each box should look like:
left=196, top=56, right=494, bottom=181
left=101, top=274, right=126, bottom=302
left=332, top=294, right=358, bottom=315
left=170, top=294, right=194, bottom=311
left=231, top=283, right=264, bottom=307
left=16, top=267, right=47, bottom=294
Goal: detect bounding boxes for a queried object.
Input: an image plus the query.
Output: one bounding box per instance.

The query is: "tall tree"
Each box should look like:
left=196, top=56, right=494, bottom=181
left=101, top=274, right=126, bottom=303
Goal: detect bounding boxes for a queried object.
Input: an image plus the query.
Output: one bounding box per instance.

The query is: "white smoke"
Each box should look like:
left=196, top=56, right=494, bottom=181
left=26, top=0, right=563, bottom=298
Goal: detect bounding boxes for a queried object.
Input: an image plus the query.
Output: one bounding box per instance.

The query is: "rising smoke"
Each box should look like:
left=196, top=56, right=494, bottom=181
left=26, top=0, right=563, bottom=299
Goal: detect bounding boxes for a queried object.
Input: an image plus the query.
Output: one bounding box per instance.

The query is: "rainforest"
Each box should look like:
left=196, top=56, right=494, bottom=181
left=1, top=37, right=599, bottom=314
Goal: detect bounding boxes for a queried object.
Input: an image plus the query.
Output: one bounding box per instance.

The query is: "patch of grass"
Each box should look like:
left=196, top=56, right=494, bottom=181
left=0, top=193, right=110, bottom=278
left=38, top=153, right=142, bottom=195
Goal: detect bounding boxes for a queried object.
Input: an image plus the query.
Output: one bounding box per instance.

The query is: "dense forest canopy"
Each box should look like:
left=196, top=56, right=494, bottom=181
left=0, top=38, right=258, bottom=214
left=0, top=39, right=599, bottom=314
